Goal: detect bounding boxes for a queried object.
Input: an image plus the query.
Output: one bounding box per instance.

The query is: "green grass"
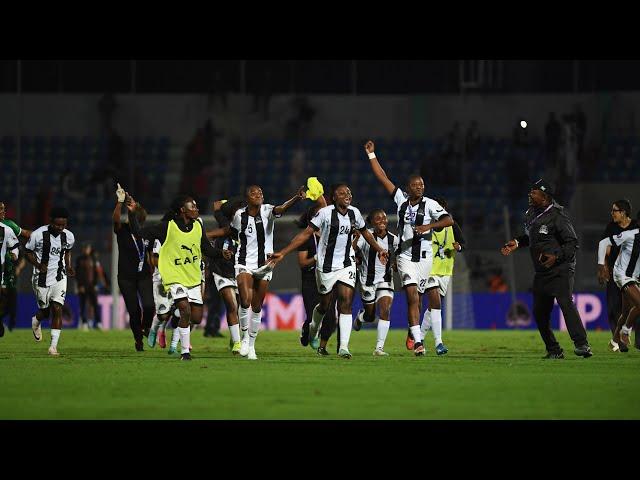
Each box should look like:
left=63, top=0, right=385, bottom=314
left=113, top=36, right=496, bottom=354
left=1, top=329, right=638, bottom=419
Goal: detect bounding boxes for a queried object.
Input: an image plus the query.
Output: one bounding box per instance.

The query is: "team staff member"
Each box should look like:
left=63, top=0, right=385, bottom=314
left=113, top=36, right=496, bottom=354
left=501, top=179, right=592, bottom=359
left=113, top=183, right=155, bottom=352
left=597, top=199, right=639, bottom=351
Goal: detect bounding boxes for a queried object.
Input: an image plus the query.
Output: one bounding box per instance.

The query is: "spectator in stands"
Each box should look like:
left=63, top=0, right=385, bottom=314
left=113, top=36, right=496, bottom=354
left=98, top=92, right=118, bottom=132
left=465, top=120, right=480, bottom=160
left=544, top=112, right=561, bottom=182
left=252, top=67, right=273, bottom=122
left=285, top=96, right=316, bottom=142
left=487, top=267, right=508, bottom=293
left=555, top=114, right=578, bottom=206
left=573, top=103, right=587, bottom=164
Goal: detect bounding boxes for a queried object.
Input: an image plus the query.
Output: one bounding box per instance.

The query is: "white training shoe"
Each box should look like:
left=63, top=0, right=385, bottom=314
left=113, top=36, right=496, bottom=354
left=32, top=317, right=42, bottom=342
left=609, top=339, right=620, bottom=352
left=48, top=346, right=59, bottom=356
left=239, top=337, right=250, bottom=357
left=247, top=347, right=258, bottom=360
left=373, top=348, right=389, bottom=357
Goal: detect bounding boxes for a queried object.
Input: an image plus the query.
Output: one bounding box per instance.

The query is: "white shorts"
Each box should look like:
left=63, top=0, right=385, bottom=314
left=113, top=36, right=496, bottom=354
left=316, top=264, right=357, bottom=295
left=359, top=280, right=394, bottom=304
left=212, top=271, right=238, bottom=294
left=153, top=280, right=173, bottom=315
left=613, top=270, right=640, bottom=290
left=32, top=277, right=67, bottom=309
left=426, top=275, right=451, bottom=297
left=235, top=263, right=273, bottom=282
left=396, top=255, right=433, bottom=294
left=167, top=283, right=203, bottom=305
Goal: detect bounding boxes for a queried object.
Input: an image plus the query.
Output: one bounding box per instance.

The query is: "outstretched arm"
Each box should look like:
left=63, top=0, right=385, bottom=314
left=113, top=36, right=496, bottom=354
left=270, top=226, right=315, bottom=264
left=365, top=140, right=396, bottom=195
left=274, top=186, right=307, bottom=216
left=359, top=228, right=389, bottom=264
left=112, top=182, right=126, bottom=232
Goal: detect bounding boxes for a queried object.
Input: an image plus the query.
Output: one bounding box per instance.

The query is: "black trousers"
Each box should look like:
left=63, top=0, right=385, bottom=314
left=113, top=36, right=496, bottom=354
left=532, top=272, right=588, bottom=353
left=0, top=287, right=17, bottom=330
left=78, top=286, right=99, bottom=326
left=301, top=273, right=319, bottom=329
left=205, top=286, right=222, bottom=334
left=606, top=279, right=640, bottom=347
left=118, top=275, right=155, bottom=343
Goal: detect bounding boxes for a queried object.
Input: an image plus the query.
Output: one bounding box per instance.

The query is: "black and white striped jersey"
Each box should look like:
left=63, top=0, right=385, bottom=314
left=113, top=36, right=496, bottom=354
left=0, top=223, right=20, bottom=284
left=26, top=225, right=75, bottom=287
left=231, top=204, right=278, bottom=269
left=611, top=228, right=640, bottom=279
left=392, top=187, right=448, bottom=262
left=356, top=229, right=398, bottom=286
left=310, top=205, right=365, bottom=273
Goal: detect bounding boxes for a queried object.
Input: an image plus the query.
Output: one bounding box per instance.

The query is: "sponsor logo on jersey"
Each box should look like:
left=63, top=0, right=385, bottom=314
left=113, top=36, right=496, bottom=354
left=539, top=225, right=548, bottom=234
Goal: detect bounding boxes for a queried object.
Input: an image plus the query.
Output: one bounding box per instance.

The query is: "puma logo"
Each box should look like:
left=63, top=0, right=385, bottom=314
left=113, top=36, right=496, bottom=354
left=181, top=245, right=194, bottom=254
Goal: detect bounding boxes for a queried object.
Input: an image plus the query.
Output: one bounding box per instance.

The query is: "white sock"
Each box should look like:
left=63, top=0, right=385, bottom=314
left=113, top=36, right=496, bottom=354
left=431, top=309, right=443, bottom=346
left=239, top=306, right=250, bottom=339
left=229, top=324, right=240, bottom=343
left=338, top=313, right=352, bottom=350
left=51, top=329, right=61, bottom=348
left=151, top=317, right=161, bottom=333
left=410, top=325, right=422, bottom=345
left=311, top=304, right=324, bottom=331
left=376, top=320, right=390, bottom=351
left=170, top=327, right=180, bottom=349
left=249, top=310, right=261, bottom=347
left=421, top=309, right=432, bottom=337
left=178, top=326, right=191, bottom=354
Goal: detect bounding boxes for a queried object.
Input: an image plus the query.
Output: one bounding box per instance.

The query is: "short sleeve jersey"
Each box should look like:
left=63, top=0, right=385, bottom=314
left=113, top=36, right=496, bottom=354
left=25, top=225, right=75, bottom=287
left=231, top=204, right=278, bottom=269
left=310, top=205, right=365, bottom=273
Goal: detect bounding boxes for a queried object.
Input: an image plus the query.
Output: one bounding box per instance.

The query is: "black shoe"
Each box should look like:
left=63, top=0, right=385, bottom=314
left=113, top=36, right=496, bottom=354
left=317, top=346, right=329, bottom=356
left=180, top=352, right=192, bottom=361
left=211, top=331, right=224, bottom=338
left=135, top=341, right=144, bottom=352
left=574, top=344, right=593, bottom=358
left=543, top=350, right=564, bottom=359
left=620, top=343, right=629, bottom=353
left=203, top=331, right=213, bottom=337
left=300, top=323, right=310, bottom=347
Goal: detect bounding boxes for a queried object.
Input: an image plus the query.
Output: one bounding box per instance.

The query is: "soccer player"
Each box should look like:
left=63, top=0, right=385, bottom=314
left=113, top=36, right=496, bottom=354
left=207, top=185, right=308, bottom=360
left=147, top=213, right=175, bottom=350
left=419, top=197, right=465, bottom=355
left=24, top=207, right=75, bottom=356
left=128, top=192, right=220, bottom=360
left=365, top=140, right=454, bottom=356
left=352, top=209, right=398, bottom=356
left=597, top=199, right=639, bottom=351
left=270, top=183, right=389, bottom=359
left=598, top=210, right=640, bottom=350
left=0, top=217, right=20, bottom=338
left=208, top=198, right=246, bottom=354
left=0, top=201, right=31, bottom=335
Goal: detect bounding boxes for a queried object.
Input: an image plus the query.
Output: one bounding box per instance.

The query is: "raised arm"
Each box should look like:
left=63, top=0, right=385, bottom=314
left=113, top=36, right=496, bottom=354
left=274, top=186, right=307, bottom=216
left=112, top=182, right=126, bottom=232
left=365, top=140, right=396, bottom=195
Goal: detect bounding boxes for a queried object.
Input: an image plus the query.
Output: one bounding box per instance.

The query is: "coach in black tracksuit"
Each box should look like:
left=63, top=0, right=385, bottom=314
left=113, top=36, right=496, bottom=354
left=112, top=197, right=155, bottom=351
left=501, top=179, right=592, bottom=359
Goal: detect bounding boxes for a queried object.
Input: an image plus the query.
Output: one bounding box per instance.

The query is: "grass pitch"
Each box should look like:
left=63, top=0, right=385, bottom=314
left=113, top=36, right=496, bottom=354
left=0, top=329, right=638, bottom=419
